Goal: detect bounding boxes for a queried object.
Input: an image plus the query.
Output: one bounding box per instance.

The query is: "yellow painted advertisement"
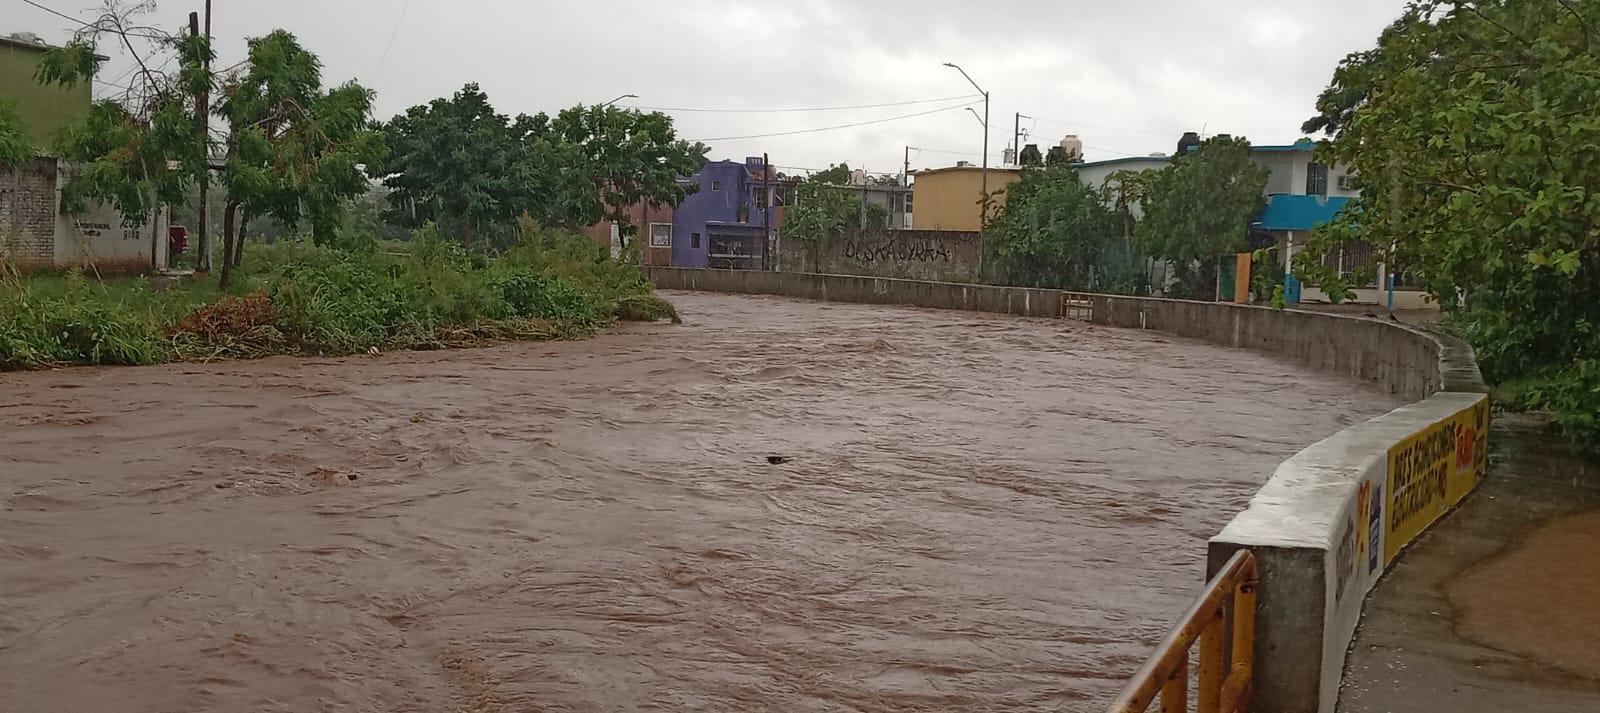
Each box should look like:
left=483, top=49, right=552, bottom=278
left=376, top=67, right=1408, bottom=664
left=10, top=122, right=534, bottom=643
left=1384, top=397, right=1489, bottom=563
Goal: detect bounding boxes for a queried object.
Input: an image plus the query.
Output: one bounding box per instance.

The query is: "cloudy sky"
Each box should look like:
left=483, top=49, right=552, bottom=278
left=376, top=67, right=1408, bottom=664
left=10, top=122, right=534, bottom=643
left=14, top=0, right=1403, bottom=176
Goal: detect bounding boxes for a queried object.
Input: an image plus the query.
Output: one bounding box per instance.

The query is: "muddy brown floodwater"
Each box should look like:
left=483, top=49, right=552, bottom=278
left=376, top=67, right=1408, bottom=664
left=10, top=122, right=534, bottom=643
left=1, top=291, right=1400, bottom=712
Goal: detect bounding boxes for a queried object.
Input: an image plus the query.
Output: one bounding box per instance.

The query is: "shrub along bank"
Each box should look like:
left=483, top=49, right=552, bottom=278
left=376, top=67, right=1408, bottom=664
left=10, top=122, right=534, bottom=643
left=0, top=228, right=679, bottom=369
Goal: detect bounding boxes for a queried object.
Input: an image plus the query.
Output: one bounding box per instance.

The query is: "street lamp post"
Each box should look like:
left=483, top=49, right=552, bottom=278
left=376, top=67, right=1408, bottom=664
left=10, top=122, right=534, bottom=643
left=601, top=93, right=638, bottom=107
left=943, top=63, right=990, bottom=230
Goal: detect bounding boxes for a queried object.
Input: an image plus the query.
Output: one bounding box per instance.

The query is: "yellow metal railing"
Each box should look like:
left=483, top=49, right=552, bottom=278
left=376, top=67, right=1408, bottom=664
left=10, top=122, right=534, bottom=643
left=1108, top=549, right=1258, bottom=713
left=1060, top=292, right=1095, bottom=321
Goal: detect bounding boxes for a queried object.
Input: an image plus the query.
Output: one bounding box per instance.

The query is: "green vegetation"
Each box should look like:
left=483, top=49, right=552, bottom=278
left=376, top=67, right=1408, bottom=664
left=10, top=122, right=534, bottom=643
left=781, top=180, right=888, bottom=243
left=381, top=84, right=706, bottom=250
left=0, top=227, right=677, bottom=370
left=983, top=141, right=1266, bottom=296
left=984, top=162, right=1137, bottom=291
left=213, top=30, right=385, bottom=288
left=0, top=100, right=31, bottom=168
left=1134, top=136, right=1268, bottom=299
left=1301, top=0, right=1600, bottom=444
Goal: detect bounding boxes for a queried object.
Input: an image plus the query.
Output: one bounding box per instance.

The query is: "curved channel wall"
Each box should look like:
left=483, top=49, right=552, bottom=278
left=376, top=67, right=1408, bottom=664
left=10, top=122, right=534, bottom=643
left=645, top=268, right=1488, bottom=713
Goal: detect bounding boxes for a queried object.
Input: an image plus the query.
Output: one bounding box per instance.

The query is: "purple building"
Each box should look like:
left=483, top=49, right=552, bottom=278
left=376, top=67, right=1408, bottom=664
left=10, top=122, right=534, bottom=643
left=671, top=157, right=782, bottom=269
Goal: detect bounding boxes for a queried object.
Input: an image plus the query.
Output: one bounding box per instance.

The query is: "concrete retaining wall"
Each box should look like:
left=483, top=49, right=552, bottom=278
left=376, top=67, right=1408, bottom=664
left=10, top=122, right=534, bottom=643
left=646, top=268, right=1488, bottom=713
left=646, top=267, right=1062, bottom=318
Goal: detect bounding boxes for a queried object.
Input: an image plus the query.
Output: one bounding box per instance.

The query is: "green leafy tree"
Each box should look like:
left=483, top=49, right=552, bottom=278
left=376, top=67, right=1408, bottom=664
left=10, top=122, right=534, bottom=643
left=1301, top=0, right=1600, bottom=441
left=807, top=162, right=852, bottom=184
left=986, top=163, right=1132, bottom=290
left=213, top=30, right=384, bottom=287
left=382, top=84, right=522, bottom=249
left=542, top=104, right=707, bottom=242
left=781, top=181, right=887, bottom=243
left=1135, top=136, right=1268, bottom=298
left=41, top=26, right=213, bottom=241
left=383, top=87, right=702, bottom=250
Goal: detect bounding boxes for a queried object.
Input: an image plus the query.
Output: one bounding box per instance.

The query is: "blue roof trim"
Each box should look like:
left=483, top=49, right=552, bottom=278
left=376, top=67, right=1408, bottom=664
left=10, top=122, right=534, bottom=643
left=1251, top=140, right=1317, bottom=153
left=1253, top=194, right=1351, bottom=231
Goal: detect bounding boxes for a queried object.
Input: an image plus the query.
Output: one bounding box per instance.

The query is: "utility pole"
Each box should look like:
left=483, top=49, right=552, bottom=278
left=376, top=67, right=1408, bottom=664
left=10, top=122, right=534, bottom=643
left=762, top=152, right=771, bottom=271
left=190, top=3, right=211, bottom=273
left=943, top=62, right=989, bottom=272
left=1012, top=113, right=1031, bottom=167
left=903, top=145, right=911, bottom=229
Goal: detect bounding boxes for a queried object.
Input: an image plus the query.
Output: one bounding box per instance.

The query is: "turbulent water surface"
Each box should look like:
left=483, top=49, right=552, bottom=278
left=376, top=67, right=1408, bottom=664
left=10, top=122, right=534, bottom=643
left=0, top=291, right=1399, bottom=712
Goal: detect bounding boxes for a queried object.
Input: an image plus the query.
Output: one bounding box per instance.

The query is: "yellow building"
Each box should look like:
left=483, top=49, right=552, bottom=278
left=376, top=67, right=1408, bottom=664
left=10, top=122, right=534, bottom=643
left=910, top=165, right=1022, bottom=231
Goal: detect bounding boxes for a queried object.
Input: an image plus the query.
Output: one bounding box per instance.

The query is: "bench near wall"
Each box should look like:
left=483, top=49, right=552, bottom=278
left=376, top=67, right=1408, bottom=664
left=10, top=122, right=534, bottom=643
left=646, top=267, right=1488, bottom=713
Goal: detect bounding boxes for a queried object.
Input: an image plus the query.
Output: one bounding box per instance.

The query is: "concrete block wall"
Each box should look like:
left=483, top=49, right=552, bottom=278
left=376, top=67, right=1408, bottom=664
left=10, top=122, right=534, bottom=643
left=0, top=157, right=61, bottom=267
left=777, top=228, right=983, bottom=283
left=1, top=158, right=161, bottom=274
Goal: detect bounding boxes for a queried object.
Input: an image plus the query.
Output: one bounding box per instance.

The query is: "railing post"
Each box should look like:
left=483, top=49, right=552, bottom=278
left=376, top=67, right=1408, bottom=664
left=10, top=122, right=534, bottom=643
left=1224, top=570, right=1258, bottom=713
left=1159, top=657, right=1188, bottom=713
left=1198, top=612, right=1225, bottom=713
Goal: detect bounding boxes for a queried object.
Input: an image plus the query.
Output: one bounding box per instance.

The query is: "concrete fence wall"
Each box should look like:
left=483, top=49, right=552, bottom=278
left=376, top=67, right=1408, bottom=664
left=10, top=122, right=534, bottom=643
left=776, top=228, right=983, bottom=282
left=646, top=268, right=1488, bottom=713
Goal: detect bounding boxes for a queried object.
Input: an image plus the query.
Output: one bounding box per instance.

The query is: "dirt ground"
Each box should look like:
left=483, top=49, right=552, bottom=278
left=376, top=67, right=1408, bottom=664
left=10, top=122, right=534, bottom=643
left=1, top=291, right=1399, bottom=712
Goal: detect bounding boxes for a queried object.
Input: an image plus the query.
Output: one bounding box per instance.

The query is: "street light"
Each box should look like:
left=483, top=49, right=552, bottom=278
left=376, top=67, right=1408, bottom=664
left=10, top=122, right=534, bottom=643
left=601, top=93, right=638, bottom=107
left=943, top=62, right=990, bottom=231
left=965, top=107, right=986, bottom=129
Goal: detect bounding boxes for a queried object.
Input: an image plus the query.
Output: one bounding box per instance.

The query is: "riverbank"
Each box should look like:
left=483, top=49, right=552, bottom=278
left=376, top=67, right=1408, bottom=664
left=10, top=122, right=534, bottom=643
left=0, top=231, right=676, bottom=370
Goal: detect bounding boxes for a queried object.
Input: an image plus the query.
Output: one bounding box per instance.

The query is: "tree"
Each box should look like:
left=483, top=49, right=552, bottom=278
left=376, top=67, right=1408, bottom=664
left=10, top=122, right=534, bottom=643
left=807, top=162, right=852, bottom=185
left=781, top=182, right=886, bottom=243
left=1301, top=0, right=1600, bottom=441
left=542, top=104, right=707, bottom=243
left=39, top=6, right=213, bottom=249
left=213, top=30, right=385, bottom=287
left=382, top=84, right=521, bottom=249
left=1135, top=136, right=1268, bottom=298
left=985, top=163, right=1131, bottom=290
left=382, top=87, right=703, bottom=249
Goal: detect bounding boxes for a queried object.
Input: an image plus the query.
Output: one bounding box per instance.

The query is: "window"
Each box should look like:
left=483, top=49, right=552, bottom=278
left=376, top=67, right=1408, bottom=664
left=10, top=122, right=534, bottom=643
left=690, top=232, right=701, bottom=249
left=1306, top=162, right=1329, bottom=196
left=648, top=223, right=672, bottom=248
left=711, top=180, right=722, bottom=192
left=1336, top=174, right=1357, bottom=191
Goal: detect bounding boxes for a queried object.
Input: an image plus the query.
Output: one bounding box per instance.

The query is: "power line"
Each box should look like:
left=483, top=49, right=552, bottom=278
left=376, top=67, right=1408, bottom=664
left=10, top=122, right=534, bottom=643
left=1030, top=114, right=1188, bottom=139
left=689, top=99, right=982, bottom=142
left=372, top=0, right=413, bottom=77
left=15, top=0, right=170, bottom=40
left=630, top=94, right=980, bottom=114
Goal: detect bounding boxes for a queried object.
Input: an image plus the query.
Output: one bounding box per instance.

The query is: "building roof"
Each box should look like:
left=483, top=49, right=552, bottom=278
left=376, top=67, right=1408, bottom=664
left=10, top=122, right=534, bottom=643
left=1254, top=194, right=1351, bottom=231
left=1251, top=139, right=1318, bottom=153
left=911, top=165, right=1022, bottom=177
left=1071, top=155, right=1170, bottom=169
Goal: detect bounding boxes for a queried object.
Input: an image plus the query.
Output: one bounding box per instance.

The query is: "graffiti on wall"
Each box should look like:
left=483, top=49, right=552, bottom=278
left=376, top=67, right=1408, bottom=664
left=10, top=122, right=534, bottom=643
left=843, top=236, right=953, bottom=265
left=1383, top=397, right=1490, bottom=563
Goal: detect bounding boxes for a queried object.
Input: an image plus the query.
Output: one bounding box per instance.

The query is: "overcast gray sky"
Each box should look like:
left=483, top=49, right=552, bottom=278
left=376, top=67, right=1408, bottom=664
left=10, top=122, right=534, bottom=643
left=12, top=0, right=1404, bottom=175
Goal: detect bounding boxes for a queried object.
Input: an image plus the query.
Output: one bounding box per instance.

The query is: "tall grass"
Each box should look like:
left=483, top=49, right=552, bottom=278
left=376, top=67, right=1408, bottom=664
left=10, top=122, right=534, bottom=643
left=0, top=226, right=678, bottom=370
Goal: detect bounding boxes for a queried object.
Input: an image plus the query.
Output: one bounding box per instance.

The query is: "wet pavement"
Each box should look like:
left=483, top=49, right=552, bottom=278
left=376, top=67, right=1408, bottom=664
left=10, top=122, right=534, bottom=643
left=1341, top=415, right=1600, bottom=713
left=0, top=291, right=1401, bottom=712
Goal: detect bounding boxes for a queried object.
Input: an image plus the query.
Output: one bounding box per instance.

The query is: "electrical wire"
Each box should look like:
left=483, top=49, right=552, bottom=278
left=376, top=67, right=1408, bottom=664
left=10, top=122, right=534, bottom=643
left=372, top=0, right=413, bottom=78
left=630, top=94, right=980, bottom=114
left=15, top=0, right=170, bottom=40
left=688, top=99, right=982, bottom=142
